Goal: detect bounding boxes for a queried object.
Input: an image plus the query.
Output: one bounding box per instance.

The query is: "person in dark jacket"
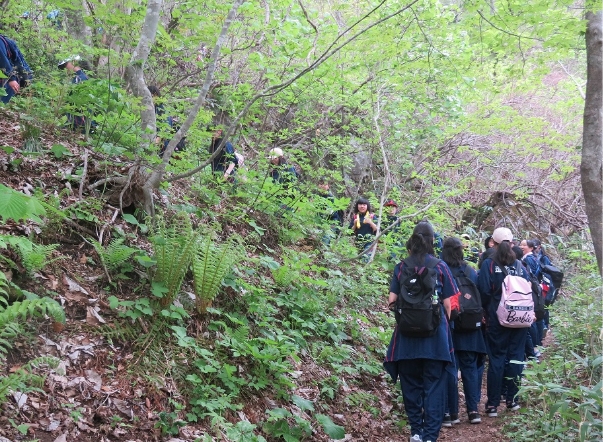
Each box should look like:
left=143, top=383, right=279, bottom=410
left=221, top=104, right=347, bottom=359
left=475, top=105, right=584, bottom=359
left=0, top=34, right=33, bottom=104
left=478, top=227, right=530, bottom=417
left=477, top=235, right=495, bottom=270
left=208, top=128, right=238, bottom=179
left=520, top=239, right=544, bottom=350
left=384, top=221, right=459, bottom=442
left=349, top=197, right=378, bottom=259
left=59, top=56, right=95, bottom=131
left=442, top=237, right=487, bottom=425
left=268, top=148, right=297, bottom=184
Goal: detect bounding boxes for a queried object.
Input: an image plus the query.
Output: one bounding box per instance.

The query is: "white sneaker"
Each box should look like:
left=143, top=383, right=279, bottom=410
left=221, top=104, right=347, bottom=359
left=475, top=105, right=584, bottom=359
left=410, top=435, right=422, bottom=442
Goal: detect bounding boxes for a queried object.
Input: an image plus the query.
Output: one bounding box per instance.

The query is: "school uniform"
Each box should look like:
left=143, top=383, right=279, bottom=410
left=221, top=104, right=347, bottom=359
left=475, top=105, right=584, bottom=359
left=349, top=213, right=377, bottom=254
left=478, top=258, right=530, bottom=411
left=384, top=254, right=459, bottom=442
left=449, top=264, right=487, bottom=414
left=0, top=35, right=33, bottom=104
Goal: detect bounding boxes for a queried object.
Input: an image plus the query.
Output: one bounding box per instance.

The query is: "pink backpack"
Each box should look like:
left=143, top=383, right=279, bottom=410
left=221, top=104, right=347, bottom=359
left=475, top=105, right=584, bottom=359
left=496, top=261, right=534, bottom=328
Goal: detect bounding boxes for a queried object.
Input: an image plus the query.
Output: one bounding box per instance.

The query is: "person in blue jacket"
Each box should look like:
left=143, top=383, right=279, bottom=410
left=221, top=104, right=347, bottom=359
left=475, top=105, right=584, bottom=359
left=520, top=239, right=544, bottom=349
left=59, top=56, right=95, bottom=131
left=442, top=237, right=487, bottom=425
left=0, top=34, right=33, bottom=104
left=478, top=227, right=530, bottom=417
left=384, top=221, right=459, bottom=442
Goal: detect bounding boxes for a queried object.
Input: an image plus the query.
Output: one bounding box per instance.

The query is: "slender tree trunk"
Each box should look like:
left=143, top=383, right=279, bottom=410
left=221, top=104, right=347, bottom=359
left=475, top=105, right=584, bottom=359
left=64, top=0, right=92, bottom=45
left=582, top=7, right=602, bottom=275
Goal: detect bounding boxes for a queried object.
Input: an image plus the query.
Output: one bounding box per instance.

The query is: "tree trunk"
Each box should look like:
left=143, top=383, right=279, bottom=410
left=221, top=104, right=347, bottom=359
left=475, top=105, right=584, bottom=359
left=64, top=0, right=92, bottom=46
left=582, top=7, right=603, bottom=275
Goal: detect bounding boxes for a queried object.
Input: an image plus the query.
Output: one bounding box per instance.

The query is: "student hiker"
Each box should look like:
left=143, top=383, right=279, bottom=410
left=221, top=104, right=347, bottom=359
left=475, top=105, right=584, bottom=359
left=442, top=237, right=486, bottom=426
left=0, top=34, right=33, bottom=104
left=477, top=227, right=530, bottom=418
left=268, top=148, right=299, bottom=209
left=384, top=221, right=459, bottom=442
left=58, top=56, right=95, bottom=131
left=209, top=128, right=238, bottom=180
left=149, top=85, right=186, bottom=156
left=349, top=197, right=378, bottom=260
left=477, top=235, right=495, bottom=270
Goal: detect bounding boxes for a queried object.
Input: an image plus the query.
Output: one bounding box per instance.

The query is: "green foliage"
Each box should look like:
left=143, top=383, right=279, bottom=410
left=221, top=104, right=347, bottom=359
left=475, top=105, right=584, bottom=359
left=92, top=237, right=139, bottom=274
left=191, top=237, right=240, bottom=313
left=0, top=356, right=61, bottom=404
left=508, top=273, right=602, bottom=441
left=0, top=185, right=46, bottom=224
left=150, top=213, right=199, bottom=307
left=0, top=235, right=62, bottom=275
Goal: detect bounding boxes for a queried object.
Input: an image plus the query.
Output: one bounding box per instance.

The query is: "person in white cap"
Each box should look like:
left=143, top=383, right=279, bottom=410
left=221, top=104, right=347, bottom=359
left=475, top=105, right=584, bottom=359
left=58, top=55, right=88, bottom=84
left=477, top=227, right=530, bottom=418
left=268, top=147, right=297, bottom=184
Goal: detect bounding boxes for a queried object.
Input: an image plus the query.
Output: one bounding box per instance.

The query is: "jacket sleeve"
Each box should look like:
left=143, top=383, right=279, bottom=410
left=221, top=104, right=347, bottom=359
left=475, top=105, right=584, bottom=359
left=477, top=260, right=493, bottom=308
left=0, top=38, right=14, bottom=82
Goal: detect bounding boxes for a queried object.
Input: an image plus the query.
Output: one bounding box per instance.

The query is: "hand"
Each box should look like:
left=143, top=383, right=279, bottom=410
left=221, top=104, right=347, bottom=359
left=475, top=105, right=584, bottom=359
left=8, top=80, right=19, bottom=94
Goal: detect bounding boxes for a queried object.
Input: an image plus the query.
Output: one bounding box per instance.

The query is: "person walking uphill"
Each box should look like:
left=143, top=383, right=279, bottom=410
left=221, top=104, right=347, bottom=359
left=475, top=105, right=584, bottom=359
left=478, top=227, right=531, bottom=418
left=384, top=221, right=459, bottom=442
left=0, top=34, right=33, bottom=104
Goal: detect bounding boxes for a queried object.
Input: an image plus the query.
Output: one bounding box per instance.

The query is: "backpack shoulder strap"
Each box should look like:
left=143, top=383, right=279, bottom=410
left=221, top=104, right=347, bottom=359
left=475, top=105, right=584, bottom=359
left=514, top=260, right=523, bottom=275
left=494, top=260, right=509, bottom=276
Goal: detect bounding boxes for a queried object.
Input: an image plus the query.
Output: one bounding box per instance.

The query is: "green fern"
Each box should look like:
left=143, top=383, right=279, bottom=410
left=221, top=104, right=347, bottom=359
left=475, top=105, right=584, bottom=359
left=272, top=265, right=294, bottom=288
left=0, top=298, right=65, bottom=357
left=20, top=243, right=63, bottom=275
left=191, top=238, right=239, bottom=314
left=150, top=214, right=199, bottom=307
left=0, top=356, right=60, bottom=403
left=92, top=238, right=138, bottom=273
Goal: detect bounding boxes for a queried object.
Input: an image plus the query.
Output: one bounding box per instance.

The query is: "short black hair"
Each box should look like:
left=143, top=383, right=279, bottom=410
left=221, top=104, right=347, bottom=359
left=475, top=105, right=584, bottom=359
left=354, top=197, right=372, bottom=213
left=148, top=85, right=161, bottom=97
left=442, top=237, right=464, bottom=268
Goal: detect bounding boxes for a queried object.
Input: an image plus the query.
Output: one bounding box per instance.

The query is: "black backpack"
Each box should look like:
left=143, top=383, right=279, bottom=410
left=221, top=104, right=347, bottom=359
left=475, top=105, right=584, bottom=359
left=523, top=261, right=546, bottom=321
left=451, top=265, right=483, bottom=332
left=394, top=257, right=441, bottom=338
left=542, top=264, right=563, bottom=305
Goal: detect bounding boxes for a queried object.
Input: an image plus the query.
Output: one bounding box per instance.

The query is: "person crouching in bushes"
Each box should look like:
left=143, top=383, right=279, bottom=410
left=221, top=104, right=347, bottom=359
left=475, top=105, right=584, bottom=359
left=349, top=197, right=378, bottom=261
left=384, top=221, right=459, bottom=442
left=442, top=237, right=487, bottom=425
left=477, top=227, right=530, bottom=417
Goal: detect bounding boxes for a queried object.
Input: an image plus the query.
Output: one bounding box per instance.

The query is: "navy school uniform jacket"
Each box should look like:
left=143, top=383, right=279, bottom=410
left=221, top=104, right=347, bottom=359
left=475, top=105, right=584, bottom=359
left=477, top=258, right=530, bottom=323
left=383, top=254, right=460, bottom=382
left=349, top=213, right=377, bottom=243
left=522, top=253, right=541, bottom=280
left=449, top=264, right=487, bottom=354
left=0, top=35, right=32, bottom=87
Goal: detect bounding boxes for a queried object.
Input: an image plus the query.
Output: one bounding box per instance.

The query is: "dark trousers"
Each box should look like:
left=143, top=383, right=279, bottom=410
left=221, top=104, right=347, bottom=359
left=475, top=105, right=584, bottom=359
left=398, top=359, right=447, bottom=441
left=485, top=321, right=528, bottom=407
left=456, top=351, right=482, bottom=412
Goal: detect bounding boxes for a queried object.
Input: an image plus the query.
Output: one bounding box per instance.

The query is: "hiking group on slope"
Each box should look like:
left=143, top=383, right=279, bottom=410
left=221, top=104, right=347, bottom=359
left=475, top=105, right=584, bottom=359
left=383, top=223, right=562, bottom=442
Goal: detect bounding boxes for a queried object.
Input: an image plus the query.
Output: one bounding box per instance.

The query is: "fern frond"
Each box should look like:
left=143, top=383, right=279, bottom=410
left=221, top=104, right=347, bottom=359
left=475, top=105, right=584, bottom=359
left=192, top=238, right=239, bottom=314
left=19, top=243, right=63, bottom=275
left=0, top=355, right=59, bottom=402
left=92, top=238, right=138, bottom=272
left=150, top=214, right=199, bottom=307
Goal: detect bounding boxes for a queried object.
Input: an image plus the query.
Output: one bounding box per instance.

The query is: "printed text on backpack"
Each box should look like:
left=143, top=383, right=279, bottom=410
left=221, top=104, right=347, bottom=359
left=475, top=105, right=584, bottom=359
left=496, top=261, right=534, bottom=328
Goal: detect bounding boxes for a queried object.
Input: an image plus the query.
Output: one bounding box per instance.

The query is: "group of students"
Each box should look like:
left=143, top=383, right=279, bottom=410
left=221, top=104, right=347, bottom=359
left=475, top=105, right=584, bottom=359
left=382, top=221, right=559, bottom=442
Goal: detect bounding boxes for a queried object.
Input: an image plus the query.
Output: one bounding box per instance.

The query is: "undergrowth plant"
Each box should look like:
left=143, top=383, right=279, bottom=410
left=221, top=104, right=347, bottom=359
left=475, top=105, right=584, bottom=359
left=508, top=270, right=602, bottom=442
left=0, top=272, right=64, bottom=403
left=0, top=235, right=63, bottom=275
left=192, top=237, right=240, bottom=313
left=92, top=237, right=139, bottom=274
left=150, top=213, right=199, bottom=307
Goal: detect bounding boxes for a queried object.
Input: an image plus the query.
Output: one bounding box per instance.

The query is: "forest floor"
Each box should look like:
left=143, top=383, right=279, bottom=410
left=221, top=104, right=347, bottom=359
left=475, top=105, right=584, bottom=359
left=0, top=117, right=551, bottom=442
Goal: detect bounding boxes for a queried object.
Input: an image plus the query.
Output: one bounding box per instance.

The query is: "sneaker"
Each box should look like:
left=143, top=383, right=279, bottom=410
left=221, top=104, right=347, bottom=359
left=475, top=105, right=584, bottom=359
left=450, top=413, right=460, bottom=424
left=469, top=411, right=481, bottom=424
left=507, top=402, right=521, bottom=411
left=486, top=406, right=497, bottom=417
left=442, top=414, right=452, bottom=428
left=534, top=349, right=542, bottom=358
left=410, top=435, right=422, bottom=442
